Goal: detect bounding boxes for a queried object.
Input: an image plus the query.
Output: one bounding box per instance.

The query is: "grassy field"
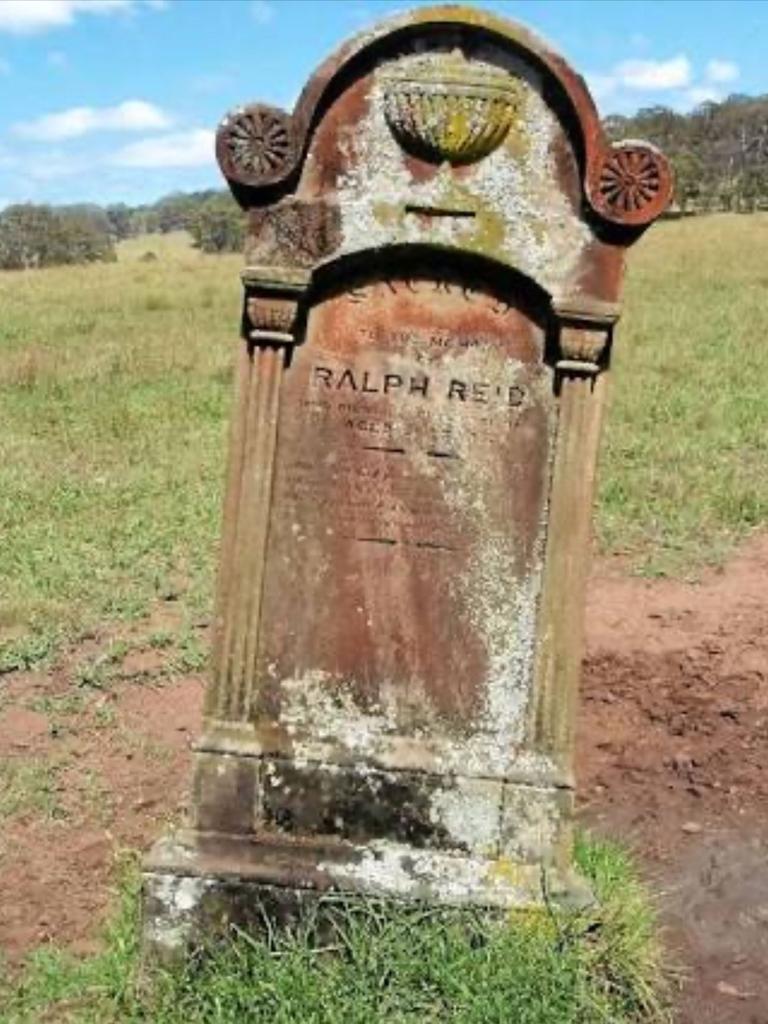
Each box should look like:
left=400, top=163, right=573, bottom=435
left=0, top=233, right=239, bottom=671
left=601, top=213, right=768, bottom=573
left=2, top=837, right=671, bottom=1024
left=3, top=217, right=763, bottom=1019
left=2, top=216, right=768, bottom=671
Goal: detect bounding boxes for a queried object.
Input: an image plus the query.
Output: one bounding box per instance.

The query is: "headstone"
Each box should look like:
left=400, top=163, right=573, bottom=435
left=143, top=4, right=671, bottom=954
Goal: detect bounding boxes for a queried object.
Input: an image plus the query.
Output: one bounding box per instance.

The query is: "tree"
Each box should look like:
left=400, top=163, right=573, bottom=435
left=0, top=204, right=115, bottom=269
left=736, top=167, right=768, bottom=212
left=149, top=191, right=219, bottom=234
left=105, top=203, right=134, bottom=240
left=189, top=194, right=245, bottom=253
left=604, top=93, right=768, bottom=213
left=671, top=150, right=703, bottom=212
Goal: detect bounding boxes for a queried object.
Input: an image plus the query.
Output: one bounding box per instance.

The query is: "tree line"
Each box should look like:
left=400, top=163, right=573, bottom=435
left=0, top=191, right=244, bottom=270
left=606, top=93, right=768, bottom=213
left=4, top=91, right=768, bottom=270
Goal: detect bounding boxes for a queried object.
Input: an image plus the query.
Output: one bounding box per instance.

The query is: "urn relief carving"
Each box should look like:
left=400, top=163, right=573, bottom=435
left=380, top=50, right=524, bottom=165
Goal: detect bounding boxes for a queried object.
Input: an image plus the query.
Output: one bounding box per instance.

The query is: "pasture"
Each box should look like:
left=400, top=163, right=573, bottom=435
left=1, top=216, right=767, bottom=1022
left=2, top=217, right=767, bottom=675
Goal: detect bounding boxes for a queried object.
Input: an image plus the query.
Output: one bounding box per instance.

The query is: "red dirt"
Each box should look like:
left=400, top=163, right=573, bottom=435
left=578, top=532, right=768, bottom=1024
left=1, top=536, right=767, bottom=1023
left=0, top=649, right=204, bottom=961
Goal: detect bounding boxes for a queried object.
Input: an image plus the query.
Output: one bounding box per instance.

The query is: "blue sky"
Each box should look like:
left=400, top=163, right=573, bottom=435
left=0, top=0, right=763, bottom=208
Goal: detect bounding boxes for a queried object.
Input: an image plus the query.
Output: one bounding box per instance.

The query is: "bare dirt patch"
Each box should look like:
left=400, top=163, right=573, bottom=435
left=578, top=533, right=768, bottom=1024
left=0, top=638, right=204, bottom=962
left=1, top=537, right=767, bottom=1023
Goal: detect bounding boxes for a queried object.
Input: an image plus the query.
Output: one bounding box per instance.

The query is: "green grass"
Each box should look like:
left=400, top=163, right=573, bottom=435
left=600, top=213, right=768, bottom=574
left=0, top=233, right=239, bottom=670
left=1, top=216, right=767, bottom=666
left=0, top=837, right=672, bottom=1024
left=0, top=759, right=62, bottom=821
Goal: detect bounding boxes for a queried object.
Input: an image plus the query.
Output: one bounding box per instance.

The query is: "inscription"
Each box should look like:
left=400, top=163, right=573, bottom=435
left=313, top=365, right=430, bottom=397
left=346, top=276, right=512, bottom=316
left=277, top=277, right=542, bottom=554
left=312, top=364, right=526, bottom=408
left=277, top=449, right=460, bottom=551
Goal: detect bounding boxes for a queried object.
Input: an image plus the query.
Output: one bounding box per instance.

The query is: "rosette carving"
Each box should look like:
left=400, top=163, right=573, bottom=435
left=216, top=104, right=297, bottom=188
left=587, top=143, right=673, bottom=227
left=380, top=51, right=524, bottom=166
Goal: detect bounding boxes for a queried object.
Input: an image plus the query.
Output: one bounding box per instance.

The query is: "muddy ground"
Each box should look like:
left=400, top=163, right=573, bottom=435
left=1, top=536, right=767, bottom=1023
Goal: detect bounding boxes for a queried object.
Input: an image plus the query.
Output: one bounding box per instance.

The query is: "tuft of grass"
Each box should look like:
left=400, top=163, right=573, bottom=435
left=0, top=630, right=59, bottom=676
left=170, top=630, right=207, bottom=673
left=0, top=837, right=673, bottom=1024
left=0, top=759, right=63, bottom=821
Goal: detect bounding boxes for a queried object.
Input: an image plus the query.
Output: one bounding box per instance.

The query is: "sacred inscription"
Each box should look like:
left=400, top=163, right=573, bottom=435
left=256, top=272, right=554, bottom=734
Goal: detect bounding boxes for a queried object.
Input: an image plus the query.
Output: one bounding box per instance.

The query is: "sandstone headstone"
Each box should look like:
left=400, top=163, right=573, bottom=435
left=143, top=4, right=671, bottom=954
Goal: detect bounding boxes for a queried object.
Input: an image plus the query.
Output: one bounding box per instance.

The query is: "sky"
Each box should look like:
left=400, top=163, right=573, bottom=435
left=0, top=0, right=763, bottom=208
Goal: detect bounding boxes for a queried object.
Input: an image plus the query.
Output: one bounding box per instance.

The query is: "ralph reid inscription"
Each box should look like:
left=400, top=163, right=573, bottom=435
left=142, top=4, right=670, bottom=956
left=273, top=275, right=546, bottom=557
left=310, top=364, right=526, bottom=406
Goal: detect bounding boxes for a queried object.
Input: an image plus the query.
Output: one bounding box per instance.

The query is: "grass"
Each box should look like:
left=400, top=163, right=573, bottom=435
left=0, top=759, right=62, bottom=821
left=1, top=217, right=767, bottom=669
left=0, top=836, right=672, bottom=1024
left=0, top=232, right=239, bottom=672
left=600, top=213, right=768, bottom=574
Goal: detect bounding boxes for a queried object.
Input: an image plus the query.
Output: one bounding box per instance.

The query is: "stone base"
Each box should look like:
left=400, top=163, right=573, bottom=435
left=142, top=828, right=593, bottom=961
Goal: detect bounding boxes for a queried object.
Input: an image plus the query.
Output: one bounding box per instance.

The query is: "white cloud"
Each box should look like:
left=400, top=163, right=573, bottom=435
left=46, top=49, right=68, bottom=68
left=591, top=51, right=741, bottom=114
left=0, top=0, right=162, bottom=34
left=706, top=59, right=739, bottom=84
left=110, top=128, right=215, bottom=168
left=0, top=1, right=128, bottom=33
left=251, top=1, right=274, bottom=24
left=685, top=85, right=721, bottom=107
left=614, top=54, right=692, bottom=91
left=13, top=100, right=171, bottom=140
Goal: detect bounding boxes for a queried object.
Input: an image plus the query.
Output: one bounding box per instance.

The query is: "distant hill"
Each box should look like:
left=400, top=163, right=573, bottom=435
left=605, top=94, right=768, bottom=211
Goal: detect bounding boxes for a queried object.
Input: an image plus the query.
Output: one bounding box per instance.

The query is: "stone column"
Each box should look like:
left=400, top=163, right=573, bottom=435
left=533, top=299, right=620, bottom=775
left=192, top=267, right=309, bottom=833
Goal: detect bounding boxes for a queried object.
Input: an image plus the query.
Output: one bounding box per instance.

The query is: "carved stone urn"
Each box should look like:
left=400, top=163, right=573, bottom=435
left=380, top=50, right=524, bottom=165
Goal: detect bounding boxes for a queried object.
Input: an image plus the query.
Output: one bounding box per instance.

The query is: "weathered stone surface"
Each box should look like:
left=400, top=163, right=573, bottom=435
left=191, top=752, right=260, bottom=835
left=142, top=4, right=670, bottom=954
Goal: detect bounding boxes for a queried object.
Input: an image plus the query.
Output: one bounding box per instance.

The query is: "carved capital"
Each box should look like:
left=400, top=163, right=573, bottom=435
left=586, top=142, right=673, bottom=227
left=217, top=104, right=298, bottom=189
left=553, top=297, right=619, bottom=374
left=242, top=266, right=311, bottom=347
